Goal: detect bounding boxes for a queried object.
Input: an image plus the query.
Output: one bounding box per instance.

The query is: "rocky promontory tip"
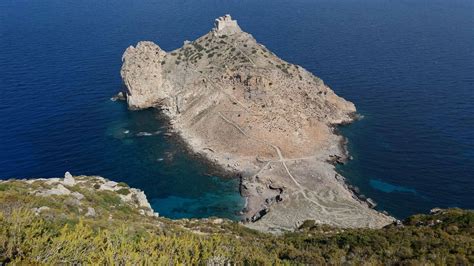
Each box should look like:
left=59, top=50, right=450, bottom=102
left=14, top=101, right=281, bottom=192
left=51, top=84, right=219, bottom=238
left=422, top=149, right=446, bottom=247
left=120, top=15, right=393, bottom=231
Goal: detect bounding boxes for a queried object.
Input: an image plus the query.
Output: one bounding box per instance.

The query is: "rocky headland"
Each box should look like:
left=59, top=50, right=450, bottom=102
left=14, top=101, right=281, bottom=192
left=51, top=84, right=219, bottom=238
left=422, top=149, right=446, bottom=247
left=120, top=15, right=393, bottom=231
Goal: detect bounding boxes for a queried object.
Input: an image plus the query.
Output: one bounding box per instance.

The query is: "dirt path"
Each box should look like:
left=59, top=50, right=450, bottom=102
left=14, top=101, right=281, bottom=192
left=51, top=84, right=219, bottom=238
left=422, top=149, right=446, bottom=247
left=188, top=63, right=330, bottom=214
left=217, top=111, right=329, bottom=213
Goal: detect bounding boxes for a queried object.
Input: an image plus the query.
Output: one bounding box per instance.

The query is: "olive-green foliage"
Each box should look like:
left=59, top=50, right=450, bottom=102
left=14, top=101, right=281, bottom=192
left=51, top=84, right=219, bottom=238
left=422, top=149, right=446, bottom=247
left=117, top=182, right=129, bottom=188
left=116, top=188, right=130, bottom=195
left=192, top=42, right=205, bottom=52
left=0, top=184, right=10, bottom=191
left=1, top=208, right=472, bottom=264
left=0, top=180, right=472, bottom=264
left=0, top=209, right=277, bottom=264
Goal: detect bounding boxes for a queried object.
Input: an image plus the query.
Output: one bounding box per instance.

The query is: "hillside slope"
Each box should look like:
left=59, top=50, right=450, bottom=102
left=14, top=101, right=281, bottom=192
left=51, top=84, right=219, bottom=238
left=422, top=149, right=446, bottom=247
left=0, top=175, right=472, bottom=264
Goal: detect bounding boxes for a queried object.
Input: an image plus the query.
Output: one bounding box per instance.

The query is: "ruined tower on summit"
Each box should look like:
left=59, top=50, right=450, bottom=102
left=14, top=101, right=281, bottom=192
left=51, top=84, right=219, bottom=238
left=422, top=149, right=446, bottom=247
left=213, top=14, right=242, bottom=36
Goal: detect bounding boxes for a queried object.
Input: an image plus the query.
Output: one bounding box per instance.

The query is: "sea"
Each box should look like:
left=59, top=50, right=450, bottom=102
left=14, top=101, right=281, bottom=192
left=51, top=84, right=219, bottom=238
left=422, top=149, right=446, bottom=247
left=1, top=0, right=473, bottom=219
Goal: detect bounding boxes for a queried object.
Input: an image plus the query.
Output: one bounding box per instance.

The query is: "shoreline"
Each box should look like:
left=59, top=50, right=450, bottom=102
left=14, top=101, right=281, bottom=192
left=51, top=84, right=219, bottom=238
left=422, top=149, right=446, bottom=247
left=119, top=15, right=395, bottom=230
left=153, top=110, right=242, bottom=178
left=331, top=116, right=380, bottom=209
left=151, top=109, right=248, bottom=218
left=149, top=105, right=387, bottom=224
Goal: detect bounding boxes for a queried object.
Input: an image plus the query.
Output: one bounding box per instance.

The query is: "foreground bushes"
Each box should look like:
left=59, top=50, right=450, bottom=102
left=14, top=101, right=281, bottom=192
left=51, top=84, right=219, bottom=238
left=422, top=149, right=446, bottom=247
left=0, top=208, right=472, bottom=264
left=0, top=178, right=472, bottom=264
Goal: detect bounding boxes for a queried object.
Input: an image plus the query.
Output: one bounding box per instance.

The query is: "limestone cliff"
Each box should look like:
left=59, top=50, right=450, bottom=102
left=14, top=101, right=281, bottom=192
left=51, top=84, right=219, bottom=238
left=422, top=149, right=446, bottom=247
left=121, top=15, right=393, bottom=231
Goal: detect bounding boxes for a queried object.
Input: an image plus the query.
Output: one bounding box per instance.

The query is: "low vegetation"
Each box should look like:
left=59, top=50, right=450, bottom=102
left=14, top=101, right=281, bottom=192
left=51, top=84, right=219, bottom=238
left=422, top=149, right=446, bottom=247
left=0, top=178, right=472, bottom=264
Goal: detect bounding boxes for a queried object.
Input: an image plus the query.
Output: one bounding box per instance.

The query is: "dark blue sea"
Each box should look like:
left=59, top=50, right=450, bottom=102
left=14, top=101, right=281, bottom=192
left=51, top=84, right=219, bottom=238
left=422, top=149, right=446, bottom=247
left=1, top=0, right=473, bottom=219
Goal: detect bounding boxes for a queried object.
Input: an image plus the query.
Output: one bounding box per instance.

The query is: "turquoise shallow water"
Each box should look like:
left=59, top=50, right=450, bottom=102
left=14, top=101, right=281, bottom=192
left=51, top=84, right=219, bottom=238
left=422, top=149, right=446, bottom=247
left=102, top=105, right=244, bottom=219
left=1, top=0, right=473, bottom=219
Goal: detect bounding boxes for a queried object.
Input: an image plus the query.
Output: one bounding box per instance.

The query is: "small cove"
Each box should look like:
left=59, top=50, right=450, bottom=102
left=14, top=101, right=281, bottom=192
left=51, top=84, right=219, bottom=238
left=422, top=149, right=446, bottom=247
left=1, top=0, right=473, bottom=220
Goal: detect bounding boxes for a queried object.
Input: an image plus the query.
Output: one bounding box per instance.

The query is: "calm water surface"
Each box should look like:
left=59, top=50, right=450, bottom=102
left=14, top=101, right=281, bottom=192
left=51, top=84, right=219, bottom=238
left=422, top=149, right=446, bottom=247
left=1, top=0, right=473, bottom=219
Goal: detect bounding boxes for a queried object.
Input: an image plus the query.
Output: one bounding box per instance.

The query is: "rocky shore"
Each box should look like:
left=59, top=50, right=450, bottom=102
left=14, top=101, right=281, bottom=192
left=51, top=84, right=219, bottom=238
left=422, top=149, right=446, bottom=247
left=120, top=15, right=394, bottom=231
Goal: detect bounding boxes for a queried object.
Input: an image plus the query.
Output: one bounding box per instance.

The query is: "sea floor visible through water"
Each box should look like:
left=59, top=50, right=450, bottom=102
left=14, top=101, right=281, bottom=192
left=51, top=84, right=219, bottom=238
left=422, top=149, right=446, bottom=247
left=1, top=0, right=473, bottom=220
left=103, top=102, right=245, bottom=219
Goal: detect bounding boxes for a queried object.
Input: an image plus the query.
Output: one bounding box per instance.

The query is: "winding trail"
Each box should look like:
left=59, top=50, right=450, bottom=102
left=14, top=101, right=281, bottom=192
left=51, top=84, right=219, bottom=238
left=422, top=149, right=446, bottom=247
left=231, top=42, right=256, bottom=67
left=187, top=56, right=330, bottom=214
left=217, top=111, right=329, bottom=213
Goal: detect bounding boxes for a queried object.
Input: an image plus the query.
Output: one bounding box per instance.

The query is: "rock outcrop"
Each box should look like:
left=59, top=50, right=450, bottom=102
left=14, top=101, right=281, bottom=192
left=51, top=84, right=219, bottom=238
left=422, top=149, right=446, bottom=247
left=121, top=42, right=167, bottom=109
left=7, top=173, right=159, bottom=218
left=120, top=15, right=393, bottom=231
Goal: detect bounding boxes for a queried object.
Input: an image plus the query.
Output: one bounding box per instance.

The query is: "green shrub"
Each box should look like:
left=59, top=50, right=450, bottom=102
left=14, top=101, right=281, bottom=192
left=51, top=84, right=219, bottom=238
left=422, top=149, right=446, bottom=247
left=0, top=180, right=472, bottom=264
left=0, top=184, right=10, bottom=191
left=116, top=188, right=130, bottom=195
left=117, top=182, right=129, bottom=188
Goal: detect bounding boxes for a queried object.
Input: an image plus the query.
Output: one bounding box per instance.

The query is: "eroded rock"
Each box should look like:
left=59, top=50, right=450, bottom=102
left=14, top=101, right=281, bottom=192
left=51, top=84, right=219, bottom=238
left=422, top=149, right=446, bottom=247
left=86, top=207, right=96, bottom=217
left=64, top=172, right=76, bottom=186
left=38, top=184, right=71, bottom=196
left=120, top=15, right=393, bottom=231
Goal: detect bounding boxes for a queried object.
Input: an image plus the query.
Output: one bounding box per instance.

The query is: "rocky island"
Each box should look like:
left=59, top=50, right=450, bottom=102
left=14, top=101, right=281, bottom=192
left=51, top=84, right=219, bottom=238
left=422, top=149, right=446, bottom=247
left=120, top=15, right=393, bottom=231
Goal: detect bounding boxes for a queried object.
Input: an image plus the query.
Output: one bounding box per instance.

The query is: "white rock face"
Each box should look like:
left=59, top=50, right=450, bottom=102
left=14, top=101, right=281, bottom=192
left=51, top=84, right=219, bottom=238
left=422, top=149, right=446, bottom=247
left=71, top=191, right=85, bottom=200
left=100, top=180, right=118, bottom=191
left=121, top=41, right=168, bottom=110
left=64, top=172, right=76, bottom=186
left=135, top=190, right=152, bottom=210
left=38, top=184, right=71, bottom=196
left=212, top=218, right=224, bottom=224
left=86, top=207, right=96, bottom=217
left=45, top=178, right=61, bottom=185
left=6, top=175, right=160, bottom=219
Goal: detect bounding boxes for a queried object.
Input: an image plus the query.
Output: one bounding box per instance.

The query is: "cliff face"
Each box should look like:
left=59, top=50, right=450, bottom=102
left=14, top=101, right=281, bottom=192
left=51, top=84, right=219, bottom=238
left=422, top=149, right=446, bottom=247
left=121, top=42, right=168, bottom=109
left=121, top=15, right=393, bottom=231
left=0, top=173, right=158, bottom=220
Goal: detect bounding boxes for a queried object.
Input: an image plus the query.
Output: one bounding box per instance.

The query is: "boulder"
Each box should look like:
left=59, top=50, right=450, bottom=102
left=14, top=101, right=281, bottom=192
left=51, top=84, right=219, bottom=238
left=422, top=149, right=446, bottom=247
left=64, top=172, right=76, bottom=186
left=38, top=184, right=71, bottom=196
left=85, top=207, right=96, bottom=217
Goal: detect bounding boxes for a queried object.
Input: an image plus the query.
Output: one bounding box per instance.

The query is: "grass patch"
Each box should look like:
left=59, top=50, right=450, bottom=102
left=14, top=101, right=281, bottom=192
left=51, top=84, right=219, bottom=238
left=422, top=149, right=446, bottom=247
left=116, top=188, right=130, bottom=195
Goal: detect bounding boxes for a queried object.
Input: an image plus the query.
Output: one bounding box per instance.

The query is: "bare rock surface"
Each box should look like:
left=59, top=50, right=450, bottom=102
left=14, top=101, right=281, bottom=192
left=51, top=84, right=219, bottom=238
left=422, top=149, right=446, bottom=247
left=6, top=174, right=160, bottom=218
left=85, top=207, right=96, bottom=217
left=64, top=171, right=76, bottom=186
left=121, top=15, right=393, bottom=231
left=37, top=184, right=71, bottom=196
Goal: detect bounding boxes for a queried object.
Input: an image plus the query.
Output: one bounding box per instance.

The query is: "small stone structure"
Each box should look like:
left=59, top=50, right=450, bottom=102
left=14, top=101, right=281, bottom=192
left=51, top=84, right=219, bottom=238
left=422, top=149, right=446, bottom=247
left=213, top=14, right=241, bottom=36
